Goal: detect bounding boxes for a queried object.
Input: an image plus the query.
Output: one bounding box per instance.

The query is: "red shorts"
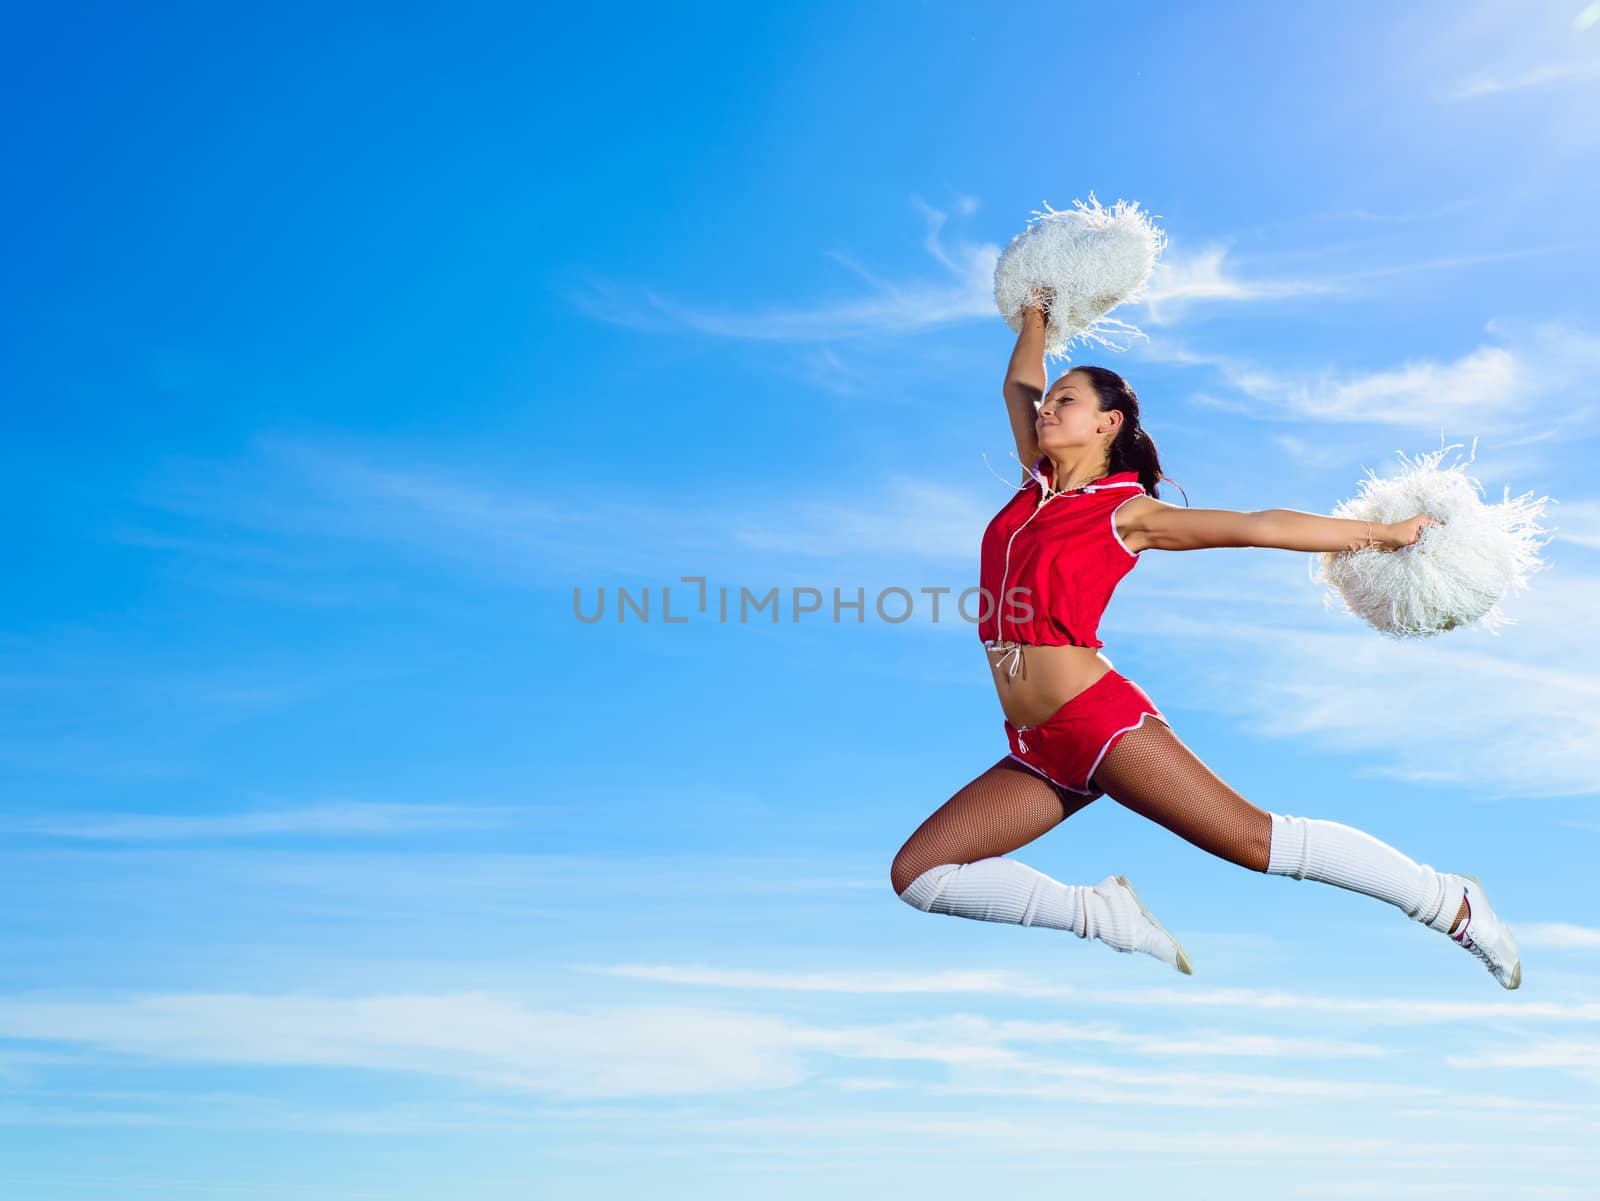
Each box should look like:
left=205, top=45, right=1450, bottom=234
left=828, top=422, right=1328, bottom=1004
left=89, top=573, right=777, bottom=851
left=1004, top=669, right=1168, bottom=800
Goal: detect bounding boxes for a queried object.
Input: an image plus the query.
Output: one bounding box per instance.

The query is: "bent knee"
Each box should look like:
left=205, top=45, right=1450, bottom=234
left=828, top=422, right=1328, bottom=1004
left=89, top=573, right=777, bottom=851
left=891, top=849, right=953, bottom=902
left=891, top=858, right=956, bottom=910
left=890, top=851, right=921, bottom=899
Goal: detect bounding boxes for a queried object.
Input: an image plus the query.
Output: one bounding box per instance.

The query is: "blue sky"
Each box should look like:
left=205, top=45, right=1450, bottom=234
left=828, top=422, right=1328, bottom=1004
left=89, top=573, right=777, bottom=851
left=3, top=1, right=1600, bottom=1197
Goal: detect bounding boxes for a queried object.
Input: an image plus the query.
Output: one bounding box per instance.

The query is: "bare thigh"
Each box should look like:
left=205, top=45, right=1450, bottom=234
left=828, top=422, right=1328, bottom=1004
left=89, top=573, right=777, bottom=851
left=1090, top=718, right=1273, bottom=873
left=890, top=756, right=1099, bottom=896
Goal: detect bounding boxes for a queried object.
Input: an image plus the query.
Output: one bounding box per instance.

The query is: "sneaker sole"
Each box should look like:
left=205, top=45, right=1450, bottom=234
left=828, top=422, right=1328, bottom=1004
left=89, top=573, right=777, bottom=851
left=1115, top=875, right=1193, bottom=975
left=1462, top=874, right=1522, bottom=990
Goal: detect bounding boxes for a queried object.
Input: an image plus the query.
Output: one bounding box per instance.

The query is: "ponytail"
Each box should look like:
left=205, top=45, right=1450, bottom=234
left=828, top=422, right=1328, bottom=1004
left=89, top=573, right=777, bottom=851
left=1072, top=365, right=1187, bottom=505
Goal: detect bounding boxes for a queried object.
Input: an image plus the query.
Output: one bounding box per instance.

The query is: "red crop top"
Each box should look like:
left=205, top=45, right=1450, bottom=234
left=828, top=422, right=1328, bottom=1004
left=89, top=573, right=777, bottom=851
left=978, top=458, right=1147, bottom=674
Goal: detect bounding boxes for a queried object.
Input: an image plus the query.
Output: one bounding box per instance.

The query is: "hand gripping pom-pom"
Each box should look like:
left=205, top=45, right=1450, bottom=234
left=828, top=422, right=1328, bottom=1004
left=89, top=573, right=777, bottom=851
left=993, top=193, right=1167, bottom=362
left=1309, top=439, right=1556, bottom=638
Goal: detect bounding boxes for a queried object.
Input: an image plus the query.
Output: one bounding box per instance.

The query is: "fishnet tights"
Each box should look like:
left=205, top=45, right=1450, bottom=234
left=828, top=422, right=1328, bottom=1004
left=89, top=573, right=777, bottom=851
left=890, top=719, right=1273, bottom=897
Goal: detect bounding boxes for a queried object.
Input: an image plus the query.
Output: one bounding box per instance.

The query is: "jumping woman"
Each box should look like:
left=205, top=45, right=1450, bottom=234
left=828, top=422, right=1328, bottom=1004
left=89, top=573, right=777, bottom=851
left=890, top=297, right=1523, bottom=989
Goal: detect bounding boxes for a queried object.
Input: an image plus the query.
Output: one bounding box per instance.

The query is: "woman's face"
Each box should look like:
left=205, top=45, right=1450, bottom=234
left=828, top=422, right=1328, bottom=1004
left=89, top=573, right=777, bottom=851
left=1036, top=370, right=1120, bottom=453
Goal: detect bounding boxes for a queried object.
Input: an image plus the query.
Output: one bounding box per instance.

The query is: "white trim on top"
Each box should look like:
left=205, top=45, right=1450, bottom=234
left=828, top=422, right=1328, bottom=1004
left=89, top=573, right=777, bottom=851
left=1110, top=493, right=1143, bottom=559
left=1083, top=710, right=1169, bottom=790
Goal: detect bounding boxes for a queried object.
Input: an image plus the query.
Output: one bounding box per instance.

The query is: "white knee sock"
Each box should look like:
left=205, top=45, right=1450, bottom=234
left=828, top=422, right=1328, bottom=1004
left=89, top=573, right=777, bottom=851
left=897, top=858, right=1147, bottom=953
left=1265, top=812, right=1461, bottom=932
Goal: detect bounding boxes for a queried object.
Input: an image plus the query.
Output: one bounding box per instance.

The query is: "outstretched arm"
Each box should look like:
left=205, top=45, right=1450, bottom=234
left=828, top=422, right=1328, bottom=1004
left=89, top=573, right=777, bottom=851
left=1123, top=497, right=1438, bottom=553
left=1254, top=508, right=1438, bottom=552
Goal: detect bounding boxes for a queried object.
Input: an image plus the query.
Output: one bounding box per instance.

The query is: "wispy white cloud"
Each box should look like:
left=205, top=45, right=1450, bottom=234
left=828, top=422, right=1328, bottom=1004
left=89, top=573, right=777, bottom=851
left=1, top=987, right=1589, bottom=1121
left=1148, top=318, right=1600, bottom=436
left=596, top=963, right=1600, bottom=1024
left=1293, top=1182, right=1589, bottom=1199
left=1140, top=243, right=1342, bottom=318
left=1443, top=1037, right=1600, bottom=1086
left=1545, top=499, right=1600, bottom=550
left=1305, top=242, right=1596, bottom=287
left=566, top=194, right=999, bottom=343
left=0, top=994, right=807, bottom=1098
left=566, top=194, right=1559, bottom=346
left=1518, top=922, right=1600, bottom=950
left=600, top=963, right=1058, bottom=995
left=526, top=1108, right=1598, bottom=1163
left=807, top=1012, right=1393, bottom=1063
left=1397, top=0, right=1600, bottom=105
left=5, top=802, right=518, bottom=841
left=1443, top=58, right=1600, bottom=101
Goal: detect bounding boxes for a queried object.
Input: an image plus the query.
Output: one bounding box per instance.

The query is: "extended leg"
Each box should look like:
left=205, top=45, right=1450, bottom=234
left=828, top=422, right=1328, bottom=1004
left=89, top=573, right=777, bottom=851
left=1090, top=718, right=1467, bottom=932
left=1092, top=718, right=1522, bottom=987
left=890, top=757, right=1191, bottom=970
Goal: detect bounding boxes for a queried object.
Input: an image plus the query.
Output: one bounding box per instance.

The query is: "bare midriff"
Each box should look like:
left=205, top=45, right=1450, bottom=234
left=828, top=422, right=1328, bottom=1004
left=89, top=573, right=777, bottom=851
left=984, top=641, right=1115, bottom=730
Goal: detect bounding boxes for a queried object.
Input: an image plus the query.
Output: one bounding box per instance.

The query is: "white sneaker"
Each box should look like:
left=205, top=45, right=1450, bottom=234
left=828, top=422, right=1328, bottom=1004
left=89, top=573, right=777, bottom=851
left=1446, top=874, right=1522, bottom=990
left=1091, top=875, right=1193, bottom=975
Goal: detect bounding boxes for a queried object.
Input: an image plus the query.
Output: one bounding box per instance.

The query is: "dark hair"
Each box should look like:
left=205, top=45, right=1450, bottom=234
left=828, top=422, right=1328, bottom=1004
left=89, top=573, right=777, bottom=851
left=1069, top=365, right=1187, bottom=505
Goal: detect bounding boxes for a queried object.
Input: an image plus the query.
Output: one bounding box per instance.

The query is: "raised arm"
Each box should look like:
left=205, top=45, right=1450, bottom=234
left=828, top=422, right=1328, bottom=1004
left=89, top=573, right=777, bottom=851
left=1118, top=496, right=1439, bottom=553
left=1001, top=299, right=1049, bottom=484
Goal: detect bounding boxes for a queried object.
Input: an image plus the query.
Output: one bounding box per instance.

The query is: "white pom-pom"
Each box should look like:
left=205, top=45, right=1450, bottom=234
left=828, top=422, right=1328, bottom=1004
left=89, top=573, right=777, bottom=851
left=993, top=193, right=1167, bottom=361
left=1309, top=439, right=1556, bottom=638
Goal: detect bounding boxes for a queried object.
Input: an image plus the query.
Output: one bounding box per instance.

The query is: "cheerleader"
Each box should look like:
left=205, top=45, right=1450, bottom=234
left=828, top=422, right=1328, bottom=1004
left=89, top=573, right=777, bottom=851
left=890, top=299, right=1522, bottom=988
